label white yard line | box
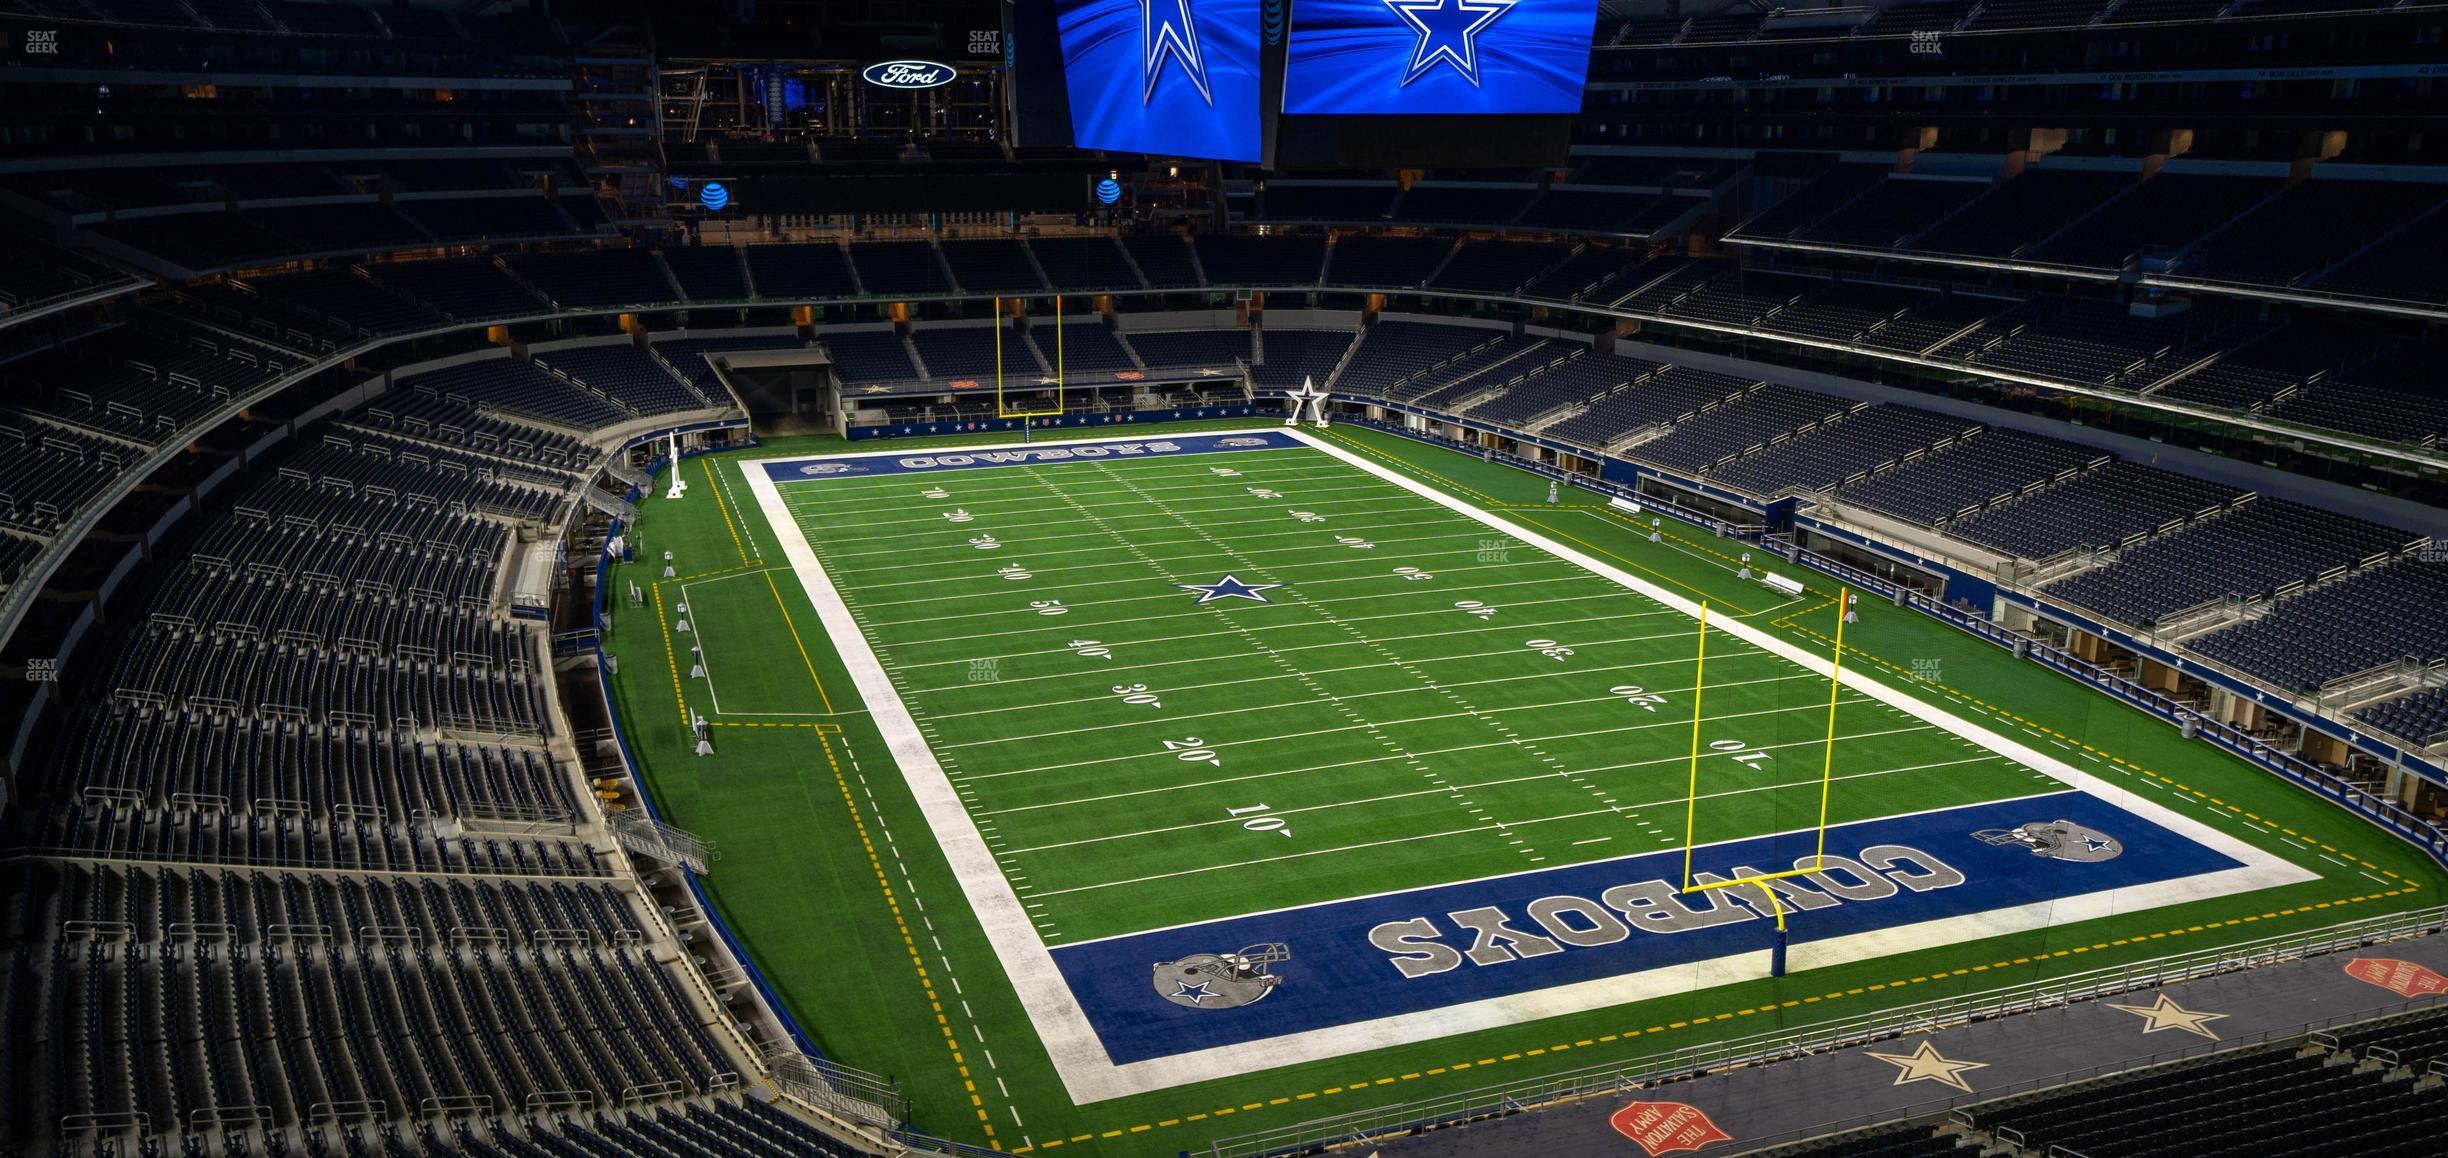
[923,653,1812,723]
[1017,755,2020,877]
[857,563,1626,629]
[867,580,1673,652]
[676,581,724,715]
[773,449,1342,510]
[967,699,1902,788]
[807,510,1513,567]
[845,552,1576,607]
[894,616,1746,687]
[797,486,1442,533]
[938,670,1848,750]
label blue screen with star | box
[1281,0,1598,115]
[1056,0,1262,161]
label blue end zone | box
[1051,792,2244,1065]
[760,431,1307,483]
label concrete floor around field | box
[598,418,2447,1156]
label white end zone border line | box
[739,428,2315,1104]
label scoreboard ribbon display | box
[1281,0,1600,115]
[1056,0,1263,161]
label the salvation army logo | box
[2343,958,2448,998]
[1610,1100,1733,1156]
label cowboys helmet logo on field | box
[1974,820,2122,862]
[1153,943,1289,1010]
[797,463,860,476]
[1217,437,1270,447]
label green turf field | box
[757,436,2073,942]
[600,419,2445,1156]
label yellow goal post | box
[1678,588,1853,935]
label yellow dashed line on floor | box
[816,732,1003,1148]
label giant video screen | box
[1055,0,1263,161]
[1280,0,1599,116]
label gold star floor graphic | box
[1863,1038,1990,1092]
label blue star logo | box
[1141,0,1213,105]
[2079,837,2110,852]
[1177,572,1282,604]
[1172,981,1218,1004]
[1383,0,1517,88]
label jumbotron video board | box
[1055,0,1264,161]
[1006,0,1598,166]
[1281,0,1599,116]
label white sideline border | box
[739,428,2316,1104]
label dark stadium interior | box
[2,0,2447,1154]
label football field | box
[605,421,2439,1154]
[727,427,2309,1104]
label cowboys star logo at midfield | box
[1973,819,2123,862]
[1141,0,1214,104]
[1384,0,1519,87]
[1177,572,1283,604]
[1153,943,1290,1009]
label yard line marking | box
[678,579,726,714]
[1019,459,1534,857]
[810,521,1525,579]
[807,508,1489,566]
[938,670,1839,748]
[846,553,1579,612]
[868,583,1676,652]
[777,467,1376,515]
[702,455,755,568]
[802,487,1443,534]
[973,707,1918,793]
[1019,756,2034,887]
[895,618,1753,686]
[842,548,1558,598]
[854,564,1604,629]
[774,454,1355,510]
[923,657,1814,723]
[807,494,1458,545]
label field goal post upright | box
[1678,588,1853,976]
[995,294,1067,429]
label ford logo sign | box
[863,60,956,90]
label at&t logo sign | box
[863,60,956,89]
[1095,178,1123,205]
[697,182,731,212]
